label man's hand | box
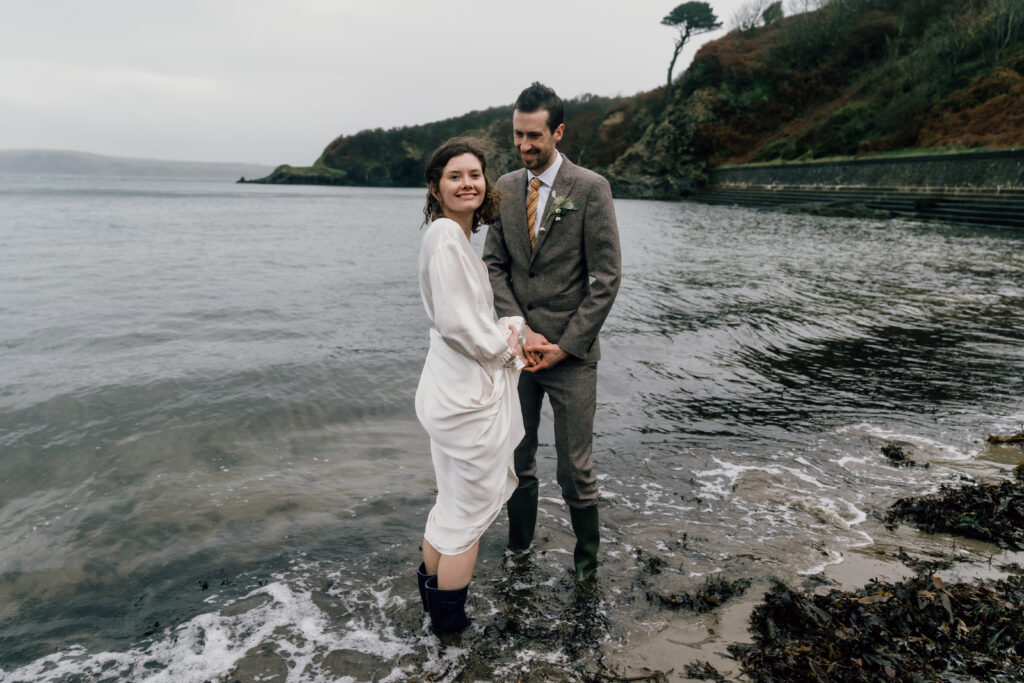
[523,341,569,372]
[521,326,548,367]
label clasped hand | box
[507,324,567,372]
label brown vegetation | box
[610,0,1024,183]
[255,0,1023,195]
[918,66,1024,149]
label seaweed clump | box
[987,431,1024,446]
[881,443,927,468]
[885,465,1024,549]
[728,574,1024,681]
[682,660,727,682]
[647,575,752,613]
[894,547,955,573]
[632,546,751,613]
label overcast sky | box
[2,0,766,165]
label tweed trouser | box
[513,358,598,509]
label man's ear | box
[553,123,565,144]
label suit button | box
[529,272,536,278]
[527,304,534,311]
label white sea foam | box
[1,577,416,683]
[693,457,832,501]
[798,548,845,575]
[989,412,1024,435]
[491,647,574,679]
[688,568,722,578]
[793,455,827,475]
[692,458,753,499]
[777,465,831,489]
[835,455,872,469]
[836,423,974,461]
[851,530,874,548]
[788,495,867,530]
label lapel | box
[505,168,532,263]
[531,156,579,261]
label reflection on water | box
[1,178,1023,679]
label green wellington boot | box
[506,484,539,551]
[569,505,600,581]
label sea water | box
[1,174,1023,681]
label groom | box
[483,82,621,581]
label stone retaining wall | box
[709,150,1024,192]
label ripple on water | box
[2,182,1024,678]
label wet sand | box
[603,536,1024,682]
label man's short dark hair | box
[514,82,564,133]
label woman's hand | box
[506,324,527,365]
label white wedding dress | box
[415,218,524,555]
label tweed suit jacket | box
[483,156,621,362]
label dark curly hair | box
[422,137,501,233]
[514,82,564,133]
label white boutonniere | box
[545,191,579,226]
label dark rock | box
[607,173,695,199]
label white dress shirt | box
[526,152,563,241]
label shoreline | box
[601,481,1024,681]
[604,546,1024,682]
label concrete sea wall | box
[708,150,1024,192]
[696,150,1024,229]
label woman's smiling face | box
[434,152,486,219]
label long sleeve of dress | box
[415,218,525,557]
[421,220,512,369]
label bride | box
[414,138,526,634]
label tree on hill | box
[731,0,776,32]
[662,2,722,94]
[762,1,783,25]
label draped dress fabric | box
[415,218,525,556]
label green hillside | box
[251,0,1023,197]
[249,93,662,189]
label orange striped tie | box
[527,177,542,249]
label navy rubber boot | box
[416,562,436,612]
[424,576,471,634]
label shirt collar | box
[529,151,562,188]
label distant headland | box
[0,149,273,180]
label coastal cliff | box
[249,0,1023,198]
